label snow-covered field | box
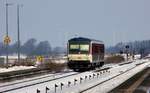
[0,66,35,73]
[0,59,150,93]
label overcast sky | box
[0,0,150,47]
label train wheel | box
[90,63,95,70]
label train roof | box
[69,37,104,44]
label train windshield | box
[69,44,89,54]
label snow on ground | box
[1,59,150,93]
[0,71,77,92]
[2,71,94,93]
[80,60,150,93]
[0,66,35,73]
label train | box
[67,37,105,71]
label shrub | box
[12,59,35,66]
[37,59,67,72]
[105,55,125,63]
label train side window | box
[92,44,104,54]
[92,44,100,54]
[100,45,104,53]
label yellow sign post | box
[3,36,11,44]
[36,56,44,62]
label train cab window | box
[80,45,89,51]
[69,44,80,54]
[70,44,79,49]
[79,44,89,54]
[69,44,89,54]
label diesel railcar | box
[67,37,105,71]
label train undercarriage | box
[67,61,104,71]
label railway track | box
[0,65,111,93]
[0,60,148,93]
[0,70,73,87]
[0,68,52,81]
[0,70,77,93]
[109,68,150,93]
[80,64,137,93]
[51,59,148,93]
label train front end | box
[67,38,91,71]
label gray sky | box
[0,0,150,47]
